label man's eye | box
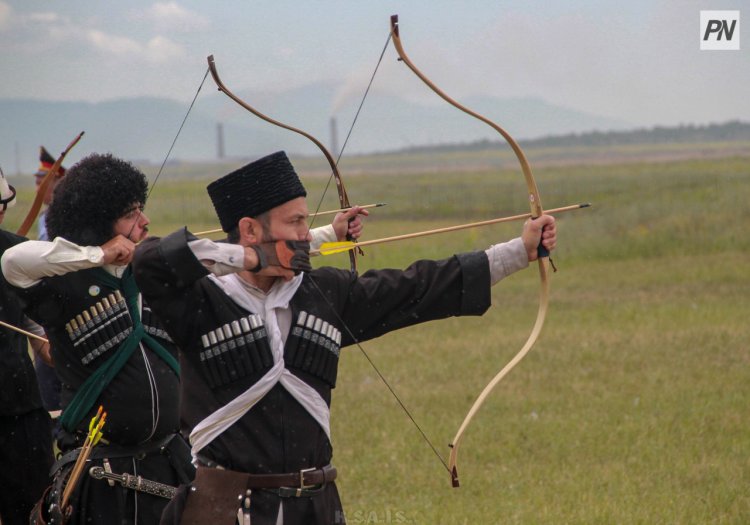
[125,207,143,219]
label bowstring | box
[304,31,451,472]
[307,278,451,474]
[305,32,392,233]
[125,47,451,472]
[127,67,210,240]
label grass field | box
[5,148,749,523]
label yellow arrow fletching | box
[317,241,357,256]
[91,414,107,445]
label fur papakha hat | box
[46,153,148,246]
[207,151,307,232]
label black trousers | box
[0,408,54,525]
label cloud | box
[0,5,80,54]
[1,3,190,64]
[87,30,142,56]
[275,47,295,59]
[135,2,209,32]
[0,3,59,34]
[0,2,11,30]
[27,11,62,24]
[86,30,184,64]
[145,35,184,63]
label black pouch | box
[29,462,74,525]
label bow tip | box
[450,466,460,488]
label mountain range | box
[0,82,632,175]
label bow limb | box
[390,15,550,487]
[17,131,85,237]
[447,268,548,486]
[207,55,357,272]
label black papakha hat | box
[207,151,307,232]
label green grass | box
[4,150,749,523]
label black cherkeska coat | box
[133,228,491,525]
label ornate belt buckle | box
[297,467,316,496]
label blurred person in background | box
[0,165,54,525]
[32,146,65,416]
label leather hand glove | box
[250,240,311,274]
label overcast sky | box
[1,0,747,128]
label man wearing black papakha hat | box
[131,150,557,525]
[1,152,361,525]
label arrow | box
[193,202,387,237]
[62,407,106,509]
[313,203,590,256]
[0,319,49,343]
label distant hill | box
[1,84,631,174]
[3,85,746,178]
[525,120,750,148]
[396,120,750,153]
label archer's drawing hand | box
[101,235,137,266]
[522,215,557,262]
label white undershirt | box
[0,225,338,288]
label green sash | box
[60,266,180,432]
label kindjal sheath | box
[89,466,177,499]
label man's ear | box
[238,217,262,244]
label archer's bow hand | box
[522,215,557,262]
[249,240,312,275]
[332,205,369,241]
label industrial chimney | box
[217,123,225,159]
[329,117,339,159]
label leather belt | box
[244,464,337,490]
[193,460,337,495]
[50,433,176,476]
